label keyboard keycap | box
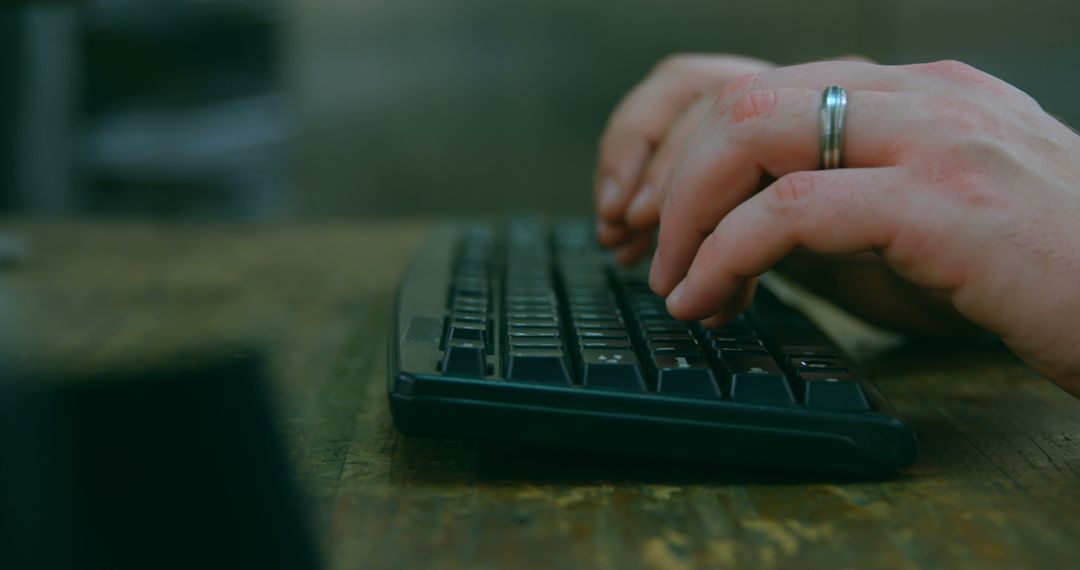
[447,322,486,343]
[653,354,720,398]
[579,340,633,350]
[574,312,621,322]
[580,350,646,391]
[718,350,783,375]
[577,329,629,341]
[645,333,695,343]
[440,340,487,377]
[506,349,573,384]
[509,338,562,349]
[789,356,849,374]
[509,318,559,329]
[802,373,871,410]
[731,373,795,405]
[508,328,560,339]
[575,320,624,330]
[642,323,691,334]
[648,341,700,354]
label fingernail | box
[627,183,653,218]
[599,177,622,212]
[666,280,687,312]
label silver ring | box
[820,85,847,169]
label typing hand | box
[597,57,1080,396]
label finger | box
[699,278,758,327]
[626,95,715,229]
[665,167,908,320]
[596,55,774,222]
[615,231,654,266]
[739,59,916,95]
[649,87,914,296]
[596,219,632,248]
[832,54,876,64]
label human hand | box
[632,59,1080,396]
[595,54,982,338]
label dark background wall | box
[4,0,1079,220]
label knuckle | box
[730,89,780,124]
[766,172,816,215]
[917,59,984,82]
[715,72,760,110]
[913,59,1014,98]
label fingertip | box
[626,183,656,224]
[665,279,688,316]
[699,314,731,329]
[595,219,630,248]
[597,176,623,216]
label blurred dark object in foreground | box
[0,349,319,570]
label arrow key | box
[580,349,645,391]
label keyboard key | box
[507,311,556,320]
[579,340,633,350]
[642,323,691,334]
[645,333,695,344]
[648,340,700,354]
[509,338,562,349]
[711,338,767,352]
[731,373,795,405]
[571,303,619,314]
[781,346,835,356]
[440,340,487,377]
[574,312,621,322]
[580,350,646,391]
[718,350,783,375]
[509,318,559,329]
[802,373,871,410]
[508,328,560,339]
[653,354,720,398]
[452,300,487,313]
[451,312,485,323]
[447,322,486,343]
[575,320,624,330]
[577,329,629,341]
[638,316,683,327]
[506,349,573,384]
[789,356,848,374]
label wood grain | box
[3,219,1078,569]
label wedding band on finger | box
[820,85,847,169]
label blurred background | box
[2,0,1078,220]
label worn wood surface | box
[3,219,1079,569]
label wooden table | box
[4,219,1079,569]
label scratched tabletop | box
[4,219,1078,569]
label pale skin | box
[594,55,1080,397]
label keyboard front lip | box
[390,369,920,472]
[389,371,918,471]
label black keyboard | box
[389,220,916,474]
